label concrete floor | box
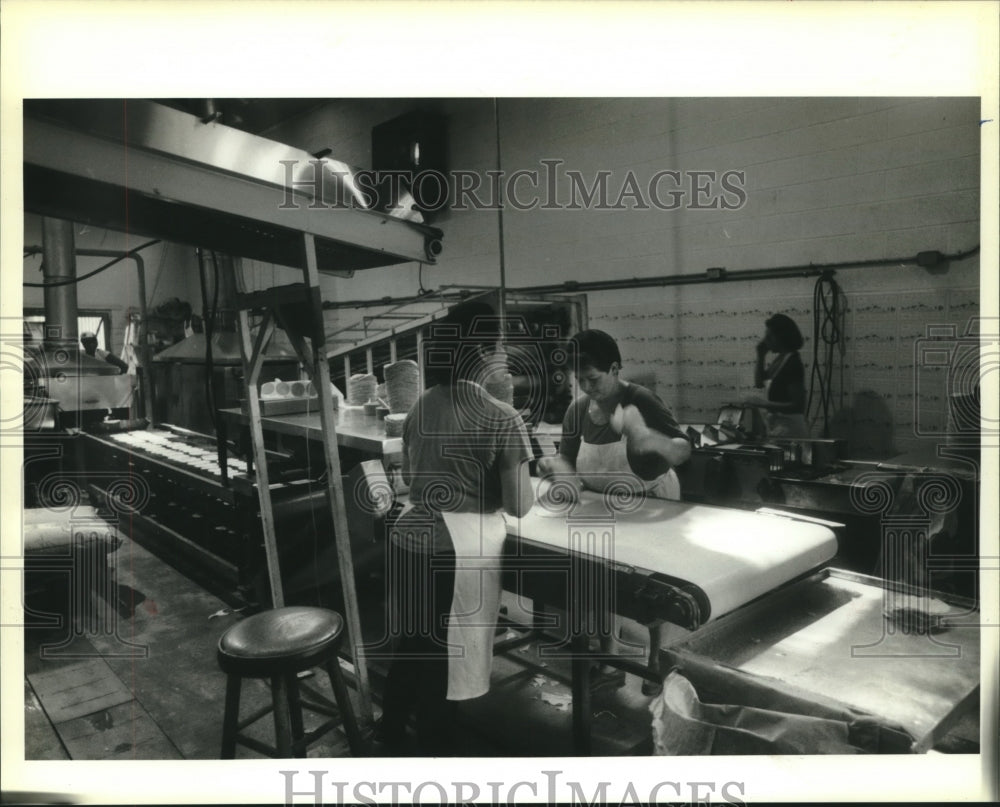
[23,519,658,760]
[24,515,979,760]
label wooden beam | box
[236,305,285,608]
[303,232,375,727]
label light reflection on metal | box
[24,100,442,272]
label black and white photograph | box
[2,2,997,805]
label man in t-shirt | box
[379,301,533,755]
[537,329,692,695]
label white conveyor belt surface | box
[506,480,838,621]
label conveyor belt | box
[496,481,839,754]
[504,480,839,628]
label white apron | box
[576,437,680,501]
[441,510,507,701]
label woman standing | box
[378,301,533,756]
[746,313,808,438]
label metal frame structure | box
[23,98,443,734]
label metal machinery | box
[150,251,301,436]
[499,485,979,755]
[23,98,447,730]
[23,99,981,757]
[24,97,592,744]
[674,406,980,601]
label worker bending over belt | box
[537,329,692,696]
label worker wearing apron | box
[745,313,808,438]
[379,301,533,756]
[537,329,692,696]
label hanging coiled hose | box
[807,271,846,437]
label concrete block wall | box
[29,97,978,458]
[256,96,978,458]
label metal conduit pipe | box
[41,218,79,346]
[316,245,980,310]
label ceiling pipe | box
[314,245,980,310]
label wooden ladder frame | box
[232,232,373,728]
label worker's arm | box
[753,340,768,389]
[743,394,804,413]
[535,397,584,497]
[536,452,576,478]
[611,387,692,480]
[500,454,534,517]
[499,412,534,517]
[614,404,691,479]
[107,352,129,374]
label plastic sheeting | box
[650,671,914,755]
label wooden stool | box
[217,606,364,758]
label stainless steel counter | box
[660,567,980,752]
[219,405,402,457]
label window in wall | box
[23,310,114,351]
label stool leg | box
[220,674,241,759]
[326,658,364,756]
[286,673,306,758]
[270,675,294,758]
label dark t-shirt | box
[768,352,805,413]
[403,381,532,515]
[559,382,687,478]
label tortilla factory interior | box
[18,97,985,760]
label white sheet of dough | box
[506,482,838,621]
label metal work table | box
[219,405,402,457]
[660,567,980,753]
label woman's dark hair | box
[423,300,498,386]
[766,313,804,351]
[570,329,622,373]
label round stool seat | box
[217,606,344,678]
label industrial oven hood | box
[23,99,443,273]
[25,344,125,377]
[152,329,298,365]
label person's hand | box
[535,475,581,510]
[610,403,650,442]
[742,396,768,408]
[612,404,689,472]
[756,339,769,357]
[536,455,558,478]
